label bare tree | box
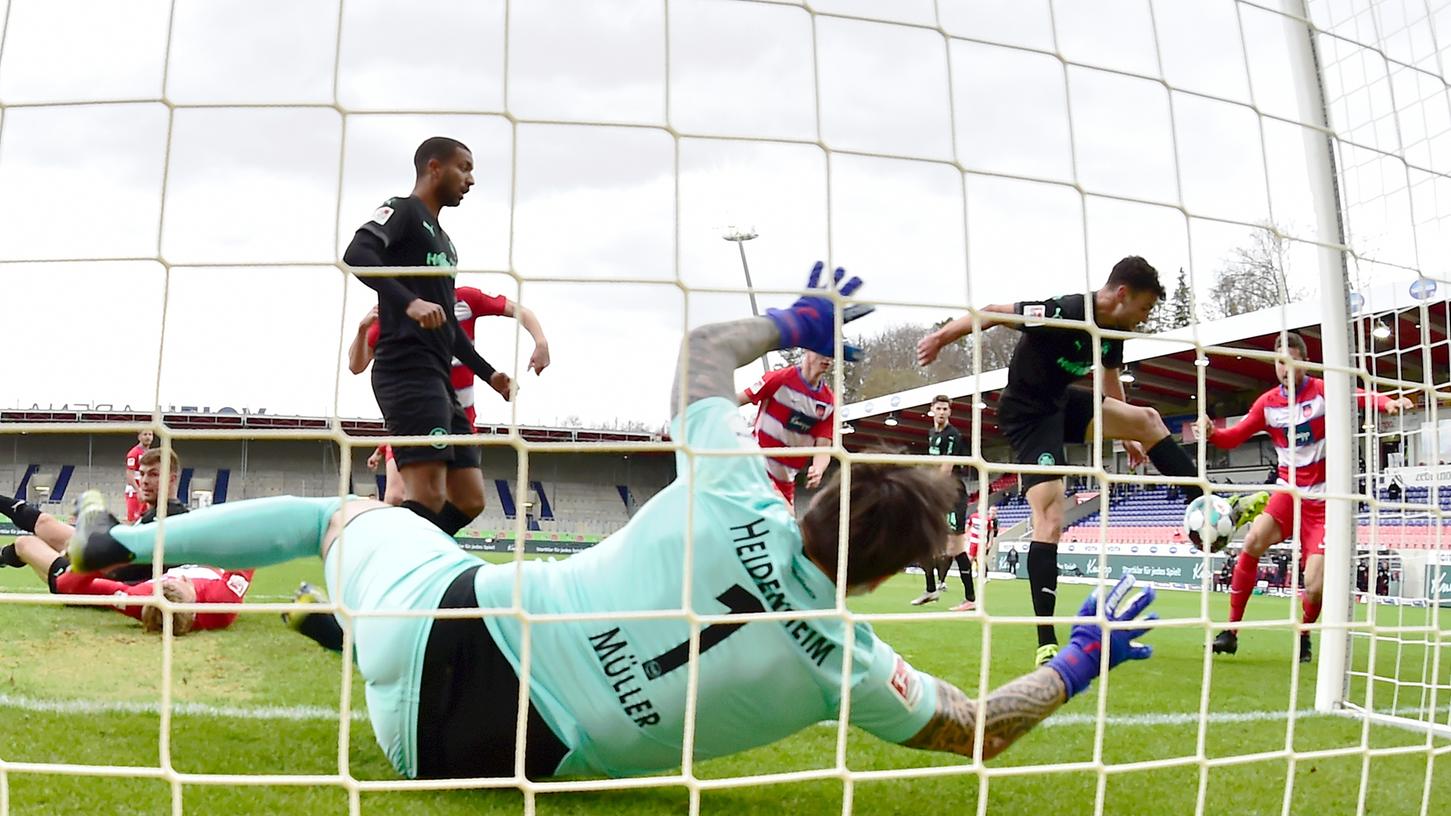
[1144,268,1196,332]
[843,319,1017,402]
[1208,226,1305,318]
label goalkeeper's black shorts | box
[415,566,569,779]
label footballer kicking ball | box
[1184,494,1235,552]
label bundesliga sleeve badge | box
[371,205,394,226]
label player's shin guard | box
[1146,437,1203,501]
[1028,541,1059,646]
[1228,552,1260,631]
[108,495,344,569]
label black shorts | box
[371,366,480,470]
[415,566,569,780]
[947,481,968,535]
[997,387,1096,491]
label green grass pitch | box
[0,538,1447,815]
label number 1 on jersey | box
[641,585,765,680]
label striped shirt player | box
[1206,332,1413,660]
[123,430,154,524]
[1207,375,1396,558]
[739,355,835,505]
[366,286,509,426]
[363,286,549,426]
[966,511,990,560]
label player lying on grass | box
[1200,331,1413,662]
[67,263,1159,780]
[1,450,250,634]
[1,448,188,583]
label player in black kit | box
[343,137,511,535]
[918,257,1204,666]
[926,395,976,610]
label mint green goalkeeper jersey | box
[474,396,939,777]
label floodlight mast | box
[723,227,770,376]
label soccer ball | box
[1184,495,1235,552]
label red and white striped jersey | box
[124,443,147,497]
[1208,376,1392,493]
[966,511,989,558]
[742,366,834,488]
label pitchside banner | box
[994,542,1226,589]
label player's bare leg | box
[1215,512,1285,656]
[13,535,65,583]
[1026,478,1066,665]
[444,466,487,520]
[398,460,449,516]
[1300,552,1324,663]
[32,513,75,552]
[383,457,405,506]
[1093,399,1203,501]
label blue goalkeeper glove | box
[765,261,873,361]
[1047,574,1157,700]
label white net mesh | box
[1,0,1449,814]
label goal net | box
[0,0,1447,814]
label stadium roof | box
[839,280,1449,453]
[0,409,666,446]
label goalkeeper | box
[68,263,1159,780]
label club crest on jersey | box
[1302,403,1315,419]
[370,205,394,226]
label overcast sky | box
[2,0,1445,427]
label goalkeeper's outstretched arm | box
[904,669,1066,760]
[670,261,868,418]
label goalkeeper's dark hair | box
[413,136,471,177]
[799,451,957,589]
[1106,256,1165,299]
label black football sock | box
[922,561,937,593]
[955,553,976,602]
[936,557,951,585]
[296,613,346,653]
[1147,436,1204,501]
[402,500,446,531]
[0,495,41,533]
[437,502,475,536]
[0,544,22,568]
[1028,541,1059,646]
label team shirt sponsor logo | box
[889,655,921,708]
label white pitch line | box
[3,693,1444,732]
[818,704,1450,731]
[0,693,369,722]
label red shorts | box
[770,476,795,507]
[125,494,143,524]
[1264,491,1326,560]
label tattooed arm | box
[670,318,780,417]
[901,668,1067,760]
